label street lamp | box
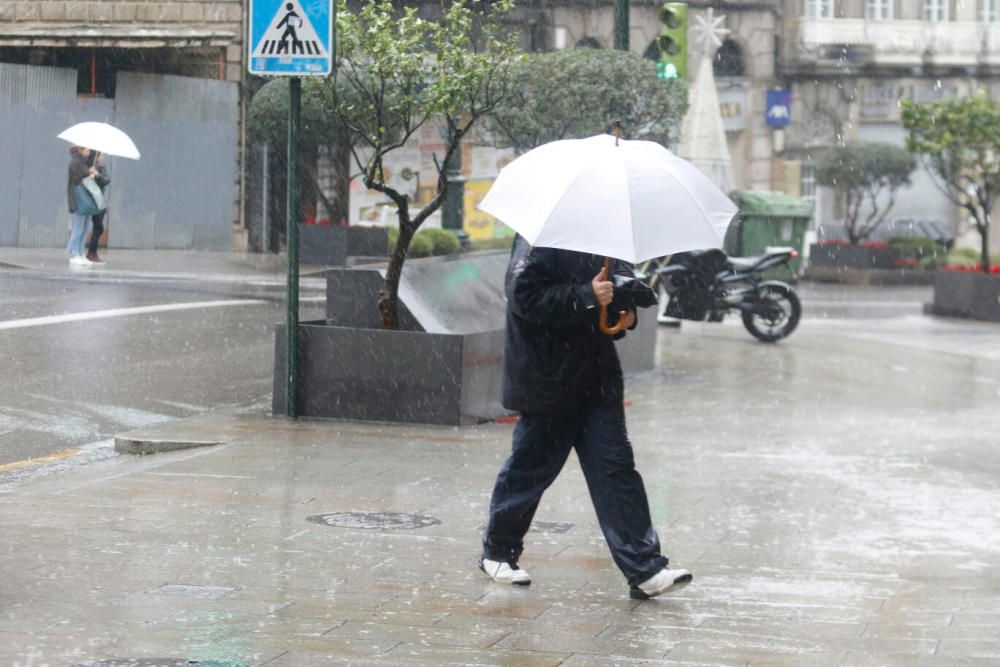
[439,121,466,233]
[614,0,630,51]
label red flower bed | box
[942,264,1000,274]
[893,258,920,268]
[817,239,889,249]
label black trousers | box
[88,210,106,255]
[483,404,668,586]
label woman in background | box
[66,145,98,266]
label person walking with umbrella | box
[478,236,692,599]
[58,122,140,267]
[85,151,110,265]
[476,132,737,598]
[66,145,100,266]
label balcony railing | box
[796,18,991,67]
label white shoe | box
[479,557,531,586]
[69,256,89,267]
[631,567,693,599]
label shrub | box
[407,233,434,258]
[470,236,516,252]
[949,248,982,265]
[889,237,946,263]
[418,228,461,256]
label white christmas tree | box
[677,8,735,193]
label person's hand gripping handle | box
[594,258,628,335]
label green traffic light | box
[658,2,687,80]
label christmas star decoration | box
[691,8,730,53]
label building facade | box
[780,0,1000,248]
[0,0,247,251]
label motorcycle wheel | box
[741,284,801,343]
[656,281,683,327]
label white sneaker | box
[631,567,693,599]
[479,557,531,586]
[69,256,89,267]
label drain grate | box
[307,511,441,530]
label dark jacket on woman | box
[501,235,654,414]
[67,153,90,213]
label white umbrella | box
[57,122,141,160]
[477,133,736,264]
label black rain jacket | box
[501,235,655,414]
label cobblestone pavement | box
[1,317,999,666]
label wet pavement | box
[0,251,325,468]
[2,308,999,665]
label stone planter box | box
[273,252,658,425]
[926,271,1000,323]
[298,225,387,266]
[298,224,345,266]
[273,321,505,425]
[809,244,897,270]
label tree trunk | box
[378,221,415,330]
[332,142,351,226]
[981,217,991,274]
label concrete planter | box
[298,225,387,266]
[298,224,346,266]
[809,244,897,270]
[273,321,505,425]
[273,252,658,426]
[927,271,1000,323]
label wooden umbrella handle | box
[598,257,628,335]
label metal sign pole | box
[249,0,333,418]
[286,77,301,417]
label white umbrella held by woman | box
[57,122,141,160]
[478,131,738,334]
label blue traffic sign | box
[766,89,791,128]
[249,0,333,76]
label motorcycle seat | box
[728,255,764,271]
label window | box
[924,0,948,21]
[801,163,817,209]
[804,0,834,19]
[714,40,745,77]
[984,0,1000,22]
[866,0,893,20]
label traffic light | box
[657,2,687,80]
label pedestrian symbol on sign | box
[276,3,304,54]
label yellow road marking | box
[0,448,81,473]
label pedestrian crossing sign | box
[249,0,333,76]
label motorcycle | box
[641,247,802,343]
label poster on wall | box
[464,179,513,240]
[348,147,421,226]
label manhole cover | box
[307,511,441,530]
[74,661,246,667]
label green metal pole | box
[285,77,301,418]
[614,0,630,51]
[442,126,465,232]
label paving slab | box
[1,322,999,664]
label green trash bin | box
[725,190,813,276]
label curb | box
[114,436,222,455]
